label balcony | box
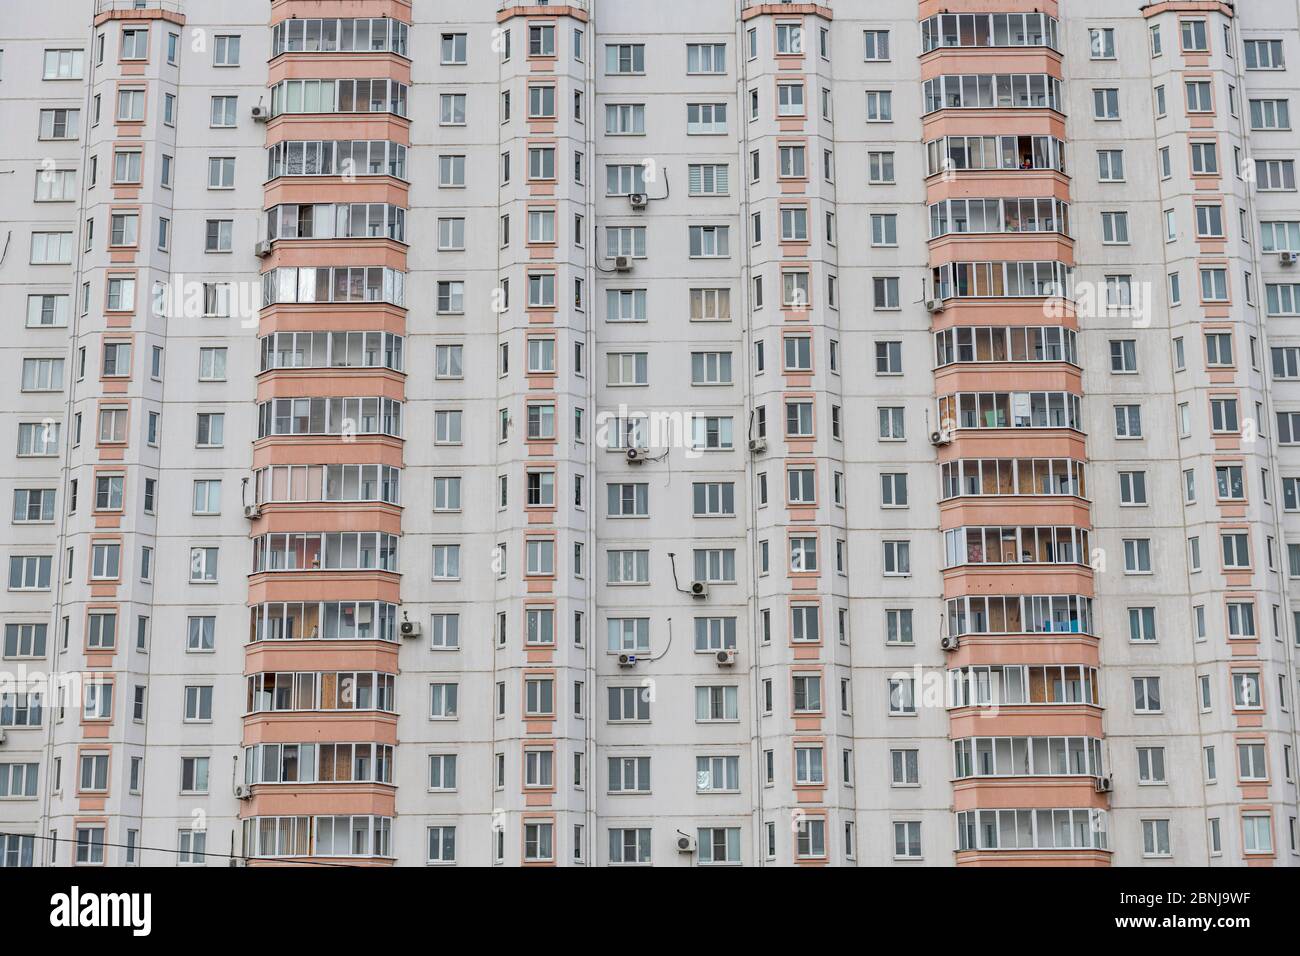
[96,0,183,13]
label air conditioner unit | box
[614,255,633,272]
[1094,775,1114,793]
[625,446,650,463]
[689,580,710,599]
[1282,251,1297,266]
[925,298,945,313]
[233,783,252,800]
[940,635,960,652]
[400,618,422,639]
[0,728,6,745]
[929,429,952,446]
[629,193,648,209]
[676,833,697,853]
[254,240,273,258]
[228,856,247,868]
[617,653,637,668]
[748,437,768,454]
[715,649,736,666]
[251,104,269,122]
[243,504,261,519]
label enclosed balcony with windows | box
[242,815,392,860]
[256,397,403,439]
[934,326,1077,366]
[949,664,1099,709]
[248,600,400,642]
[246,671,396,713]
[244,743,394,785]
[271,18,410,57]
[251,532,399,573]
[266,203,406,243]
[932,261,1071,300]
[941,458,1085,500]
[927,135,1066,176]
[921,13,1060,52]
[261,266,405,306]
[923,74,1062,114]
[957,809,1108,852]
[929,199,1069,239]
[259,332,404,373]
[267,140,408,180]
[269,79,409,118]
[944,525,1089,568]
[946,594,1094,637]
[953,736,1103,779]
[254,463,401,506]
[937,390,1082,431]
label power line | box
[0,829,360,868]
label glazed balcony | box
[955,808,1110,867]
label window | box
[1257,159,1296,191]
[863,30,890,60]
[888,677,916,715]
[204,219,233,253]
[183,685,213,722]
[1233,671,1262,710]
[43,49,84,80]
[1142,819,1171,858]
[1243,815,1273,854]
[1090,28,1116,59]
[1185,80,1213,113]
[18,422,60,457]
[866,90,892,122]
[1114,405,1142,439]
[688,225,729,258]
[12,489,55,524]
[695,685,738,722]
[91,543,120,580]
[697,827,740,865]
[1180,18,1208,51]
[1245,39,1285,70]
[777,82,804,116]
[776,22,803,55]
[1101,211,1129,244]
[605,43,644,74]
[196,413,224,447]
[894,822,922,859]
[1251,99,1291,130]
[1128,606,1157,643]
[1093,88,1119,119]
[4,624,47,659]
[871,214,898,247]
[1097,150,1124,181]
[867,152,896,186]
[1133,677,1162,713]
[189,547,217,583]
[687,102,727,135]
[438,155,465,187]
[604,102,643,135]
[30,232,72,264]
[429,682,459,719]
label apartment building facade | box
[0,0,1298,867]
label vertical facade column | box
[240,0,411,864]
[922,1,1112,864]
[741,2,851,865]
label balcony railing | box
[96,0,184,13]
